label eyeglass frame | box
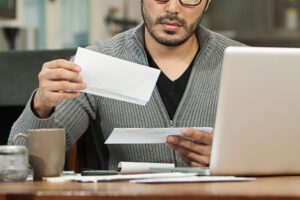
[154,0,205,7]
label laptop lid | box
[210,47,300,176]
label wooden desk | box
[1,176,300,200]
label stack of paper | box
[72,173,197,183]
[43,171,255,184]
[118,162,175,174]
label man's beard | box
[141,1,204,47]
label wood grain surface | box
[1,176,300,200]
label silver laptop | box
[210,47,300,176]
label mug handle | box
[12,133,28,145]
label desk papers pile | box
[44,173,254,184]
[74,47,160,106]
[72,173,197,183]
[130,176,255,184]
[118,162,175,174]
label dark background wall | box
[0,49,76,145]
[0,106,23,144]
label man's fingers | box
[42,81,86,92]
[33,59,82,118]
[190,161,207,167]
[167,136,211,156]
[181,129,213,145]
[44,59,81,72]
[166,133,213,167]
[179,155,193,166]
[168,143,210,167]
[45,68,82,82]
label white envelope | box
[105,127,213,144]
[74,47,160,105]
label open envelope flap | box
[74,47,160,105]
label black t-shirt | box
[146,51,198,120]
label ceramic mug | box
[12,129,65,181]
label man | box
[8,0,243,169]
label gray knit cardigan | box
[9,23,243,170]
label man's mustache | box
[155,14,188,30]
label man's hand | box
[166,129,214,167]
[33,59,87,118]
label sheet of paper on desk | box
[105,127,213,144]
[130,176,256,184]
[72,173,197,183]
[74,47,160,106]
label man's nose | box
[166,0,181,14]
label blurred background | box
[1,0,300,145]
[0,0,142,50]
[1,0,300,51]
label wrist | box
[32,91,54,119]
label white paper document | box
[74,47,161,105]
[72,173,197,183]
[130,176,256,184]
[118,162,175,174]
[105,127,213,144]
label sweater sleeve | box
[8,90,98,151]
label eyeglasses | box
[155,0,202,7]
